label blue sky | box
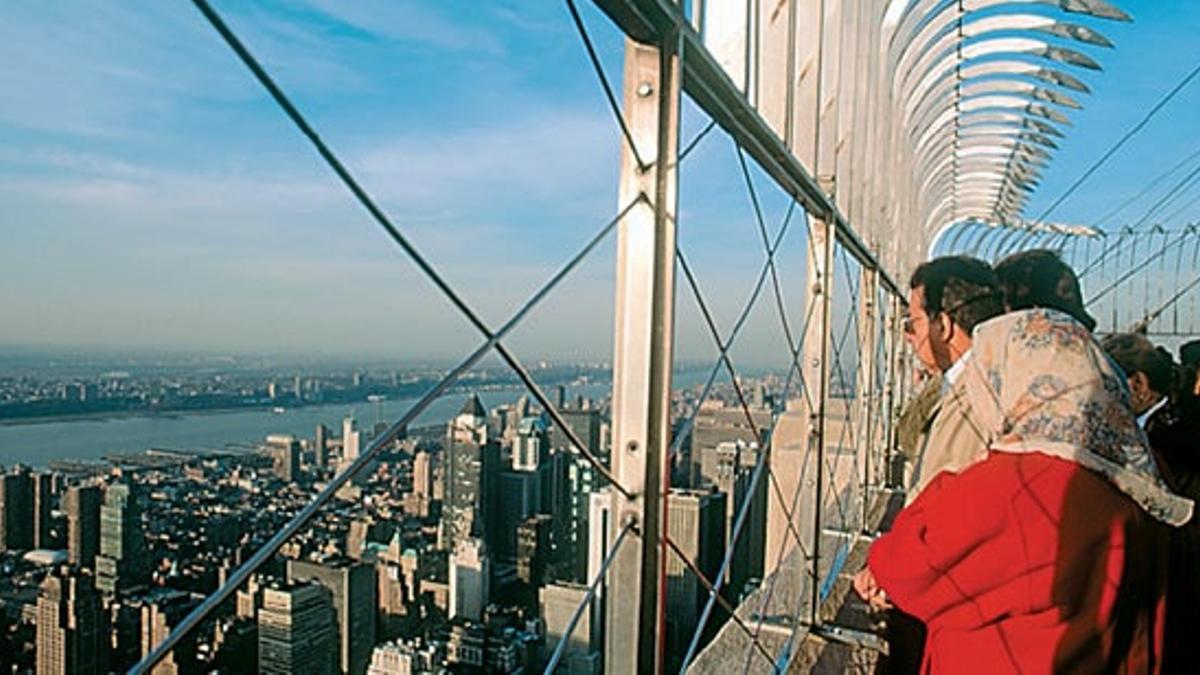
[1,1,1198,365]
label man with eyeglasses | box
[896,256,1005,497]
[876,255,1006,674]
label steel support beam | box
[605,32,680,675]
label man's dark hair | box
[909,256,1004,333]
[994,249,1097,331]
[1101,333,1175,396]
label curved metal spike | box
[1036,45,1102,70]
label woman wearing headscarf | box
[854,308,1192,674]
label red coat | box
[869,451,1168,674]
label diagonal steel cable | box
[674,309,811,672]
[667,200,797,460]
[133,7,656,671]
[675,119,719,168]
[663,536,778,671]
[544,519,638,674]
[187,0,640,500]
[133,192,645,674]
[1088,229,1200,306]
[1030,56,1200,227]
[740,216,831,674]
[1077,228,1129,280]
[675,244,814,559]
[564,0,650,171]
[1091,143,1200,229]
[773,252,890,674]
[669,146,826,669]
[737,147,800,352]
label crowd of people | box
[852,249,1200,674]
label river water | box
[0,383,614,468]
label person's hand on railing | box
[852,566,893,611]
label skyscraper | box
[513,416,549,472]
[96,482,150,596]
[36,568,107,675]
[258,583,336,675]
[266,435,302,484]
[449,537,489,622]
[411,450,431,500]
[65,485,102,569]
[492,469,540,563]
[549,451,606,583]
[287,559,376,675]
[0,468,34,552]
[342,417,361,463]
[549,409,602,460]
[664,489,727,671]
[33,472,55,549]
[701,440,766,599]
[516,514,554,585]
[140,591,199,675]
[442,395,498,553]
[315,424,330,470]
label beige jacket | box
[906,374,992,503]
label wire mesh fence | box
[936,220,1200,338]
[125,1,913,674]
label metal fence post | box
[605,28,681,675]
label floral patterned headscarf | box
[961,308,1193,526]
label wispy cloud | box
[298,0,507,55]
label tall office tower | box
[540,582,601,673]
[664,489,727,671]
[549,409,602,460]
[315,424,330,470]
[516,514,554,585]
[411,450,432,500]
[342,417,361,462]
[0,468,34,551]
[492,468,540,563]
[96,482,150,596]
[65,485,102,568]
[513,416,549,472]
[546,451,605,583]
[236,575,263,620]
[449,537,490,622]
[442,395,498,553]
[374,559,407,642]
[266,435,302,484]
[33,472,55,549]
[36,568,107,675]
[140,591,199,675]
[510,394,531,430]
[258,583,336,675]
[701,440,766,599]
[287,560,376,675]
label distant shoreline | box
[0,379,613,429]
[0,405,284,427]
